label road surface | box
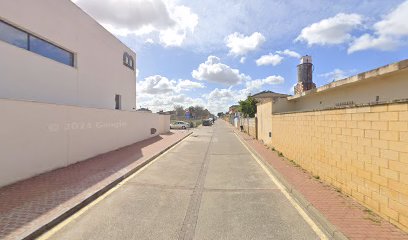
[41,121,326,240]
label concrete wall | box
[242,118,256,138]
[158,114,171,134]
[270,103,408,232]
[257,101,273,145]
[0,0,137,111]
[0,98,170,187]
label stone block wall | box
[271,103,408,232]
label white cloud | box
[206,88,234,99]
[203,75,284,113]
[348,1,408,53]
[225,32,266,56]
[145,38,154,44]
[245,75,285,92]
[138,74,284,113]
[136,75,205,112]
[137,93,206,112]
[276,49,301,59]
[295,13,363,45]
[255,54,283,66]
[177,79,205,90]
[348,34,398,53]
[138,86,231,114]
[73,0,198,47]
[240,57,246,64]
[159,4,198,47]
[319,69,353,82]
[139,75,176,94]
[205,88,244,113]
[373,1,408,36]
[72,0,174,30]
[192,56,251,85]
[138,75,204,94]
[263,75,285,85]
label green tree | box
[174,105,185,117]
[238,96,258,118]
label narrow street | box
[41,121,326,240]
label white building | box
[0,0,137,111]
[0,0,170,188]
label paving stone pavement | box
[0,130,190,240]
[234,124,408,240]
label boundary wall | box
[257,101,273,145]
[270,103,408,232]
[0,98,170,187]
[242,117,256,138]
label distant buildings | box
[136,108,152,113]
[251,91,289,104]
[229,105,240,115]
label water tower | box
[294,55,316,95]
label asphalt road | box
[42,121,325,240]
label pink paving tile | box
[234,128,408,240]
[0,130,190,240]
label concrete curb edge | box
[24,131,193,240]
[235,131,349,240]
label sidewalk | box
[234,129,408,239]
[0,130,191,240]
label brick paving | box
[0,130,190,240]
[235,129,408,240]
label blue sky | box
[72,0,408,113]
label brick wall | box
[271,103,408,232]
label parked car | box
[202,119,212,126]
[170,121,190,129]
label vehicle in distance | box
[170,121,190,129]
[202,119,212,126]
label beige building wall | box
[0,0,137,111]
[274,61,408,113]
[257,101,273,145]
[271,103,408,232]
[0,98,170,188]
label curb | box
[24,131,192,240]
[234,131,349,240]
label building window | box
[115,94,122,110]
[29,35,74,66]
[123,52,134,70]
[129,58,134,68]
[0,20,28,49]
[0,20,74,67]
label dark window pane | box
[123,52,134,70]
[29,35,73,66]
[0,21,28,49]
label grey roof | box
[251,91,289,99]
